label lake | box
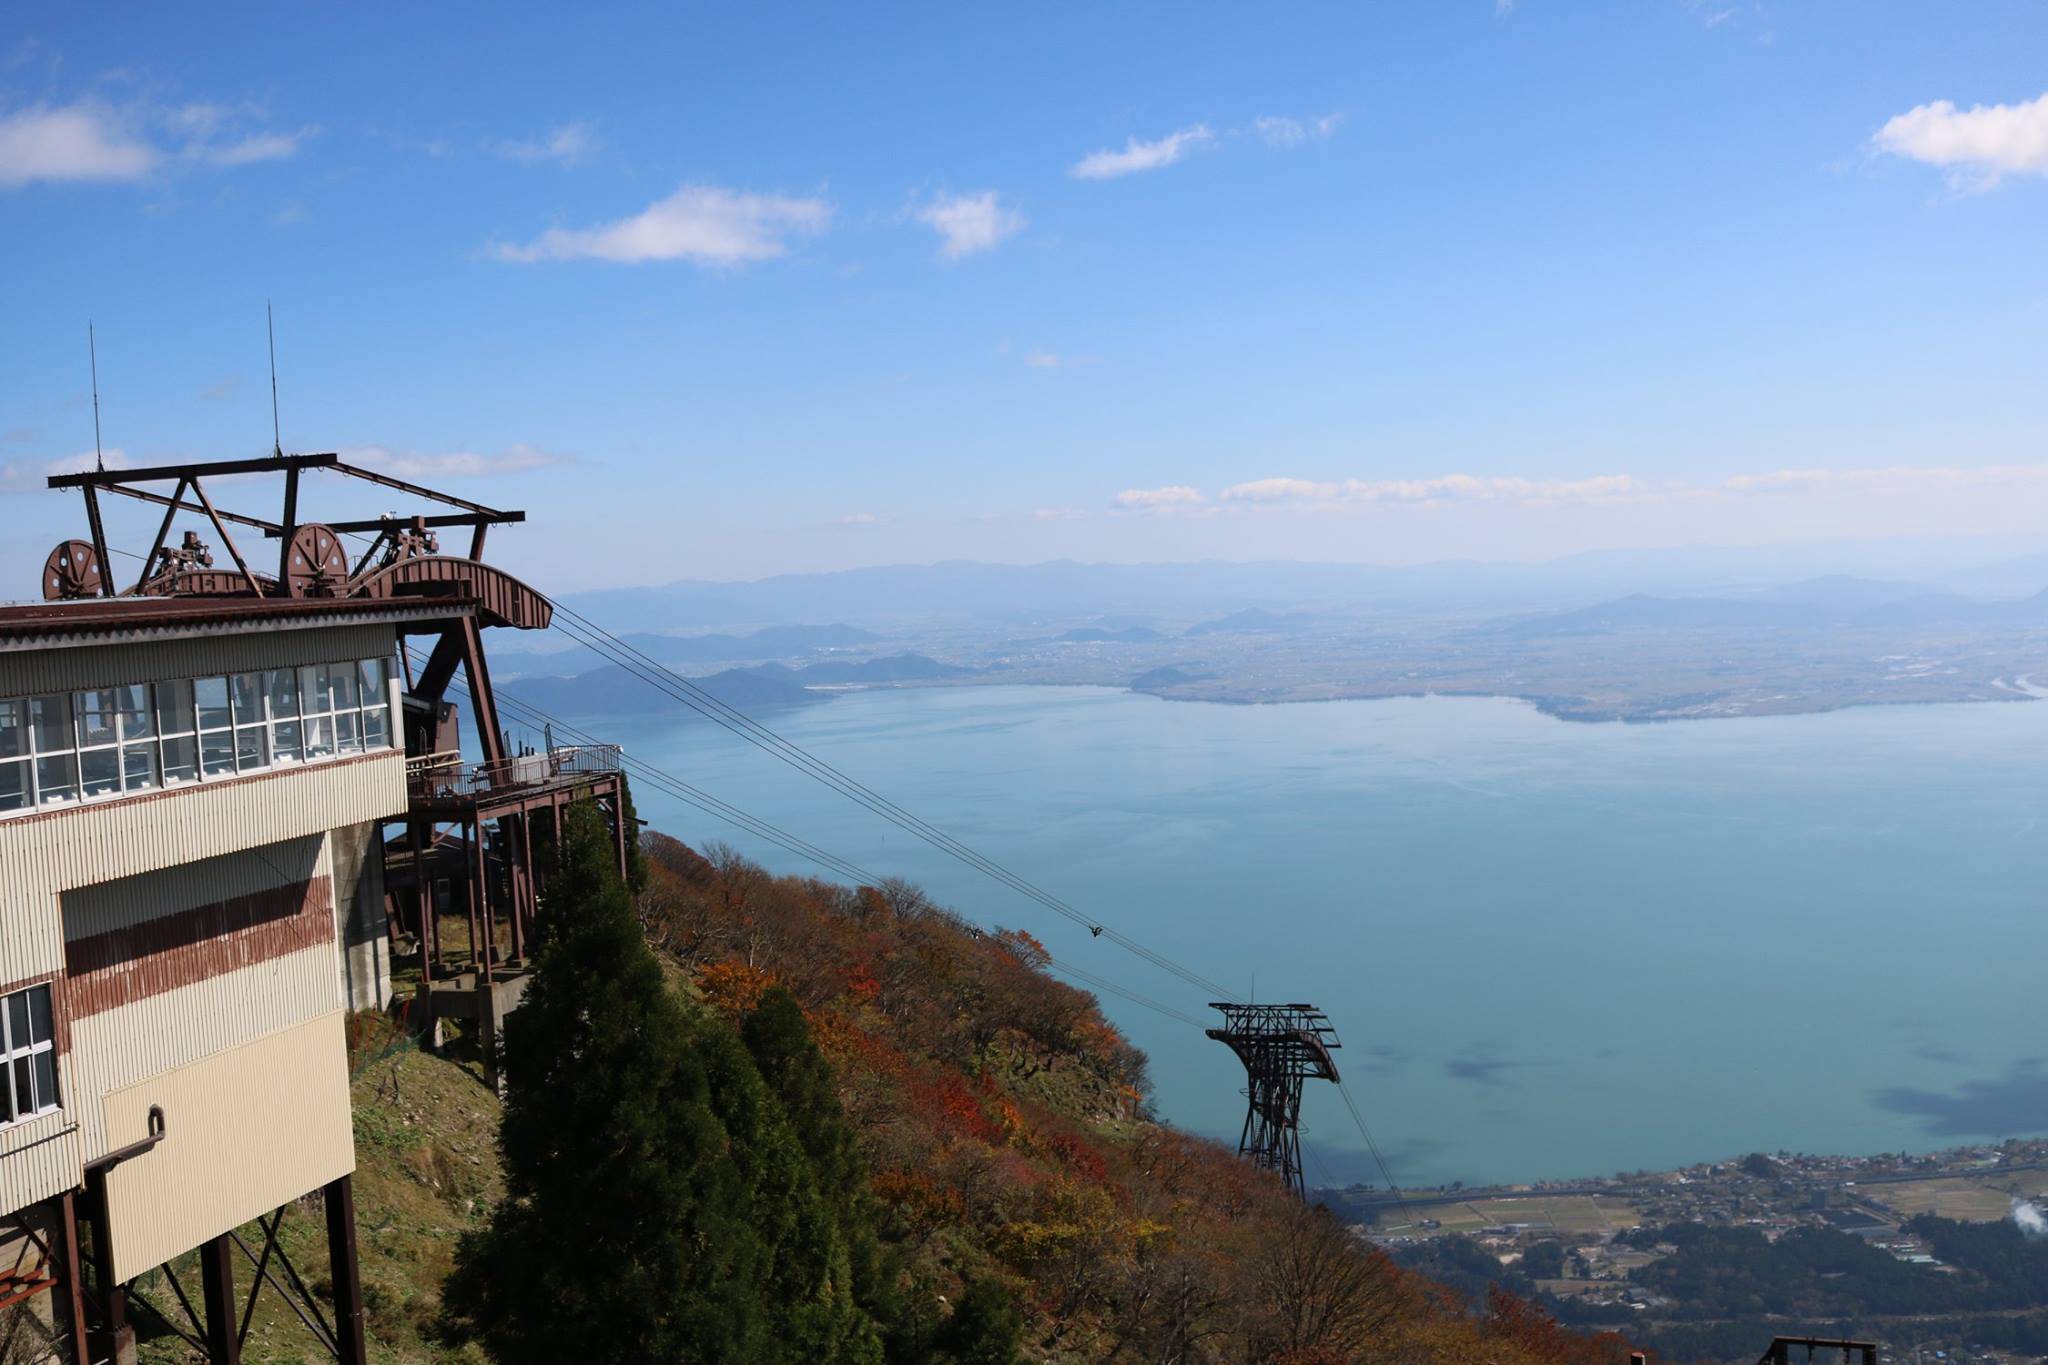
[581,684,2048,1190]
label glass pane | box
[30,1050,55,1112]
[155,679,195,736]
[235,726,268,772]
[335,710,361,754]
[304,714,335,760]
[75,690,119,747]
[10,1058,28,1119]
[0,1066,11,1123]
[80,747,120,797]
[299,665,326,714]
[201,731,236,777]
[29,695,73,753]
[27,988,51,1046]
[161,735,198,785]
[122,743,160,792]
[0,760,27,812]
[324,662,359,709]
[5,994,24,1051]
[0,699,23,760]
[265,669,300,719]
[113,682,153,740]
[194,678,231,731]
[270,720,304,764]
[361,705,389,751]
[359,657,387,701]
[35,754,77,804]
[231,673,265,725]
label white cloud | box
[1874,92,2048,187]
[196,128,313,167]
[0,103,156,187]
[497,121,598,166]
[1219,473,1648,506]
[0,97,311,189]
[1112,485,1206,510]
[914,190,1024,259]
[342,443,571,479]
[1071,125,1212,180]
[1253,113,1341,148]
[1,448,130,493]
[490,184,832,265]
[835,511,878,526]
[1032,506,1086,521]
[1722,464,2048,495]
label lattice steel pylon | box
[1206,1003,1342,1200]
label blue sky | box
[2,2,2045,591]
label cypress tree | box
[450,802,770,1361]
[743,988,914,1354]
[936,1279,1024,1365]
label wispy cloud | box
[913,189,1024,260]
[0,97,311,189]
[1071,125,1212,180]
[489,185,832,265]
[1032,506,1087,521]
[1219,473,1649,506]
[1874,91,2048,188]
[1253,113,1341,148]
[496,121,598,166]
[342,443,571,478]
[835,511,878,526]
[1,447,130,493]
[0,103,156,187]
[1112,485,1206,511]
[1722,463,2048,495]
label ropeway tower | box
[1206,1003,1341,1200]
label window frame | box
[0,651,399,819]
[0,982,60,1129]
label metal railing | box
[406,743,622,800]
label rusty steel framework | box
[1206,1003,1342,1200]
[36,453,632,1362]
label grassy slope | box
[135,830,1637,1363]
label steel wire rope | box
[531,598,1236,999]
[424,652,1214,1032]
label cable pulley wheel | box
[284,522,348,597]
[42,539,103,600]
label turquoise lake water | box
[590,685,2048,1189]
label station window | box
[0,983,58,1128]
[0,652,397,816]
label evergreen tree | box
[449,802,770,1361]
[616,772,649,894]
[698,1016,884,1363]
[936,1278,1024,1365]
[744,988,915,1354]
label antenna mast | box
[88,322,104,472]
[267,302,283,457]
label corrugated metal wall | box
[0,751,405,1219]
[101,1010,354,1281]
[0,622,397,698]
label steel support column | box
[323,1178,368,1365]
[199,1234,239,1364]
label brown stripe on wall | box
[64,876,334,1021]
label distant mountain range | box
[1488,578,2048,638]
[554,540,2048,633]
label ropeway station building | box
[0,453,629,1364]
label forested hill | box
[450,817,1647,1363]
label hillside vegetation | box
[130,808,1646,1363]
